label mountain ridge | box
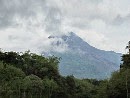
[44,32,121,79]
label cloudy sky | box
[0,0,130,53]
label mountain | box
[44,32,122,79]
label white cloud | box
[0,0,130,53]
[61,0,130,53]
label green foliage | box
[96,80,108,98]
[106,69,130,98]
[0,50,129,98]
[0,61,25,97]
[0,51,60,79]
[0,51,60,98]
[43,78,58,98]
[75,79,95,98]
[121,54,130,69]
[107,53,130,98]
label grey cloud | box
[90,0,103,3]
[8,35,18,41]
[0,0,130,53]
[0,0,68,53]
[44,7,62,35]
[0,0,63,35]
[112,14,130,25]
[0,0,47,28]
[112,15,124,25]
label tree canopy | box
[0,50,129,98]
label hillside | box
[45,32,121,79]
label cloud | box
[0,0,67,53]
[61,0,130,53]
[0,0,130,53]
[44,7,62,35]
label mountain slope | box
[45,32,121,79]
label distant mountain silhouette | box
[44,32,121,79]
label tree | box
[42,78,58,98]
[0,62,25,97]
[22,74,43,98]
[0,51,60,79]
[75,79,95,98]
[96,80,108,98]
[121,41,130,98]
[107,71,128,98]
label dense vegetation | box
[0,50,129,98]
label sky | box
[0,0,130,53]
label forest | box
[0,50,130,98]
